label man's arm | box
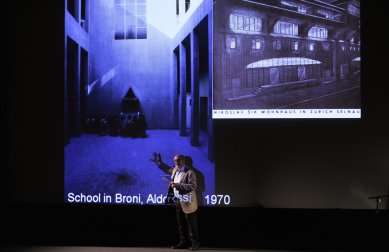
[150,152,173,175]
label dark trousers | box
[175,204,199,245]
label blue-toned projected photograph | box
[213,0,361,118]
[64,0,215,205]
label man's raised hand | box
[151,152,162,164]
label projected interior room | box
[213,0,361,118]
[64,0,214,205]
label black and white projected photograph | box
[64,0,215,205]
[213,0,361,118]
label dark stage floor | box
[2,246,350,252]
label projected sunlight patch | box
[147,0,203,39]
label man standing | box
[151,152,200,251]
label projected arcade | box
[213,0,361,118]
[64,0,215,205]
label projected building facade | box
[64,0,215,205]
[213,0,360,116]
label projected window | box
[280,1,307,13]
[273,40,281,50]
[185,0,191,12]
[308,27,328,39]
[229,14,261,32]
[252,39,262,50]
[246,57,322,68]
[115,0,147,40]
[291,41,299,51]
[308,43,315,51]
[317,9,334,20]
[67,0,76,18]
[228,37,237,49]
[274,21,298,36]
[348,3,360,16]
[176,0,192,14]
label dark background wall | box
[5,0,389,251]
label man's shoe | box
[172,242,188,249]
[188,242,200,251]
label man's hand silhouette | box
[151,152,162,165]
